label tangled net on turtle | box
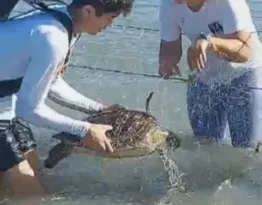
[44,92,180,169]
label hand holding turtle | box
[80,123,114,154]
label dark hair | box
[71,0,134,16]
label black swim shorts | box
[0,118,37,171]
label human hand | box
[189,39,209,71]
[159,64,181,79]
[56,63,68,76]
[80,123,114,154]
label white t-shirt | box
[0,5,104,138]
[160,0,262,85]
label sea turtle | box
[44,92,180,169]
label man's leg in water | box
[186,46,228,142]
[186,80,228,142]
[4,151,43,197]
[0,119,44,199]
[226,70,262,149]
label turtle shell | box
[44,104,173,169]
[84,104,162,150]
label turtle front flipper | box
[44,142,74,169]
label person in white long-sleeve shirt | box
[0,0,134,198]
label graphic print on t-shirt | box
[208,21,224,35]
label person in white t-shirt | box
[0,0,134,198]
[159,0,262,150]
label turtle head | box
[165,129,181,150]
[148,127,180,151]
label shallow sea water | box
[2,0,262,204]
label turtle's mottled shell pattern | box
[82,104,160,150]
[44,103,173,169]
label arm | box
[209,31,252,63]
[208,0,254,63]
[159,38,182,74]
[159,0,182,78]
[49,74,105,114]
[15,29,89,138]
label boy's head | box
[69,0,134,34]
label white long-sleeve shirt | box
[49,75,104,114]
[0,5,103,138]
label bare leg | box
[24,149,42,179]
[0,149,45,204]
[0,171,8,198]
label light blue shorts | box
[186,70,262,149]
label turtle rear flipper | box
[44,143,74,169]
